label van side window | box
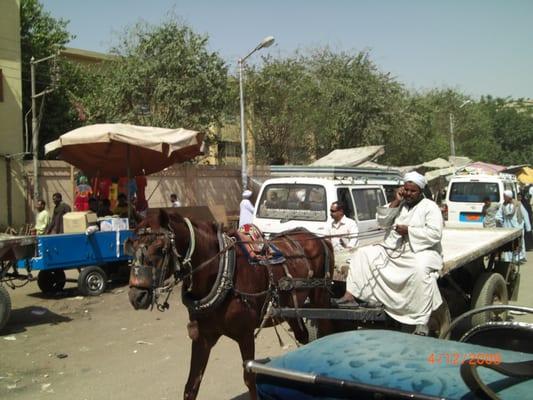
[336,188,355,219]
[352,188,386,221]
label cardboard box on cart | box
[63,212,98,233]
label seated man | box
[336,172,444,336]
[327,201,359,279]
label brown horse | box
[127,209,335,400]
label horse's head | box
[127,209,193,310]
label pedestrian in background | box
[46,193,72,234]
[496,190,531,262]
[481,196,499,228]
[239,190,255,227]
[170,193,181,207]
[34,199,50,235]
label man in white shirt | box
[327,201,359,278]
[170,193,181,207]
[34,199,51,235]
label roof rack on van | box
[270,165,403,183]
[452,168,517,181]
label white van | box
[253,176,398,245]
[445,173,518,227]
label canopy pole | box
[127,146,132,222]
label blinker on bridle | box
[130,219,196,311]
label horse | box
[127,209,335,400]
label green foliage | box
[20,0,75,154]
[77,19,229,136]
[21,2,532,167]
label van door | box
[351,187,386,233]
[336,188,355,219]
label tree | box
[77,18,229,137]
[20,0,75,154]
[246,55,319,164]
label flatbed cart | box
[15,230,134,297]
[0,234,38,332]
[271,227,523,339]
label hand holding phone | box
[395,187,405,202]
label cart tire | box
[471,272,508,327]
[305,319,319,343]
[0,285,12,332]
[428,298,451,339]
[37,269,67,294]
[78,266,107,296]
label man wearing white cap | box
[496,190,530,262]
[335,171,444,335]
[239,190,255,227]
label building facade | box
[0,0,25,229]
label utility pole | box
[449,112,455,157]
[30,53,58,208]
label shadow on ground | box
[2,306,72,335]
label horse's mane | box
[166,211,218,245]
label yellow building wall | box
[0,0,26,228]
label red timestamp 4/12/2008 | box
[427,352,501,365]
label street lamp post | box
[449,100,472,157]
[238,36,275,190]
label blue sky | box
[41,0,533,99]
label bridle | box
[129,217,196,311]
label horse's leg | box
[237,331,257,400]
[184,333,220,400]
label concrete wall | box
[0,0,26,229]
[23,162,272,228]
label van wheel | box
[471,273,508,327]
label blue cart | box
[17,230,134,296]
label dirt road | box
[0,272,296,400]
[1,250,532,400]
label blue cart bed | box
[249,330,533,400]
[15,230,134,296]
[18,230,133,271]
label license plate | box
[460,212,482,222]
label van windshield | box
[257,184,327,221]
[449,182,499,203]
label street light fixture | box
[449,100,472,157]
[238,36,275,190]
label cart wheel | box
[78,266,107,296]
[0,285,12,332]
[428,298,451,339]
[471,272,508,327]
[304,319,319,343]
[37,269,67,294]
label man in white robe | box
[335,172,444,334]
[496,190,530,262]
[239,190,255,227]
